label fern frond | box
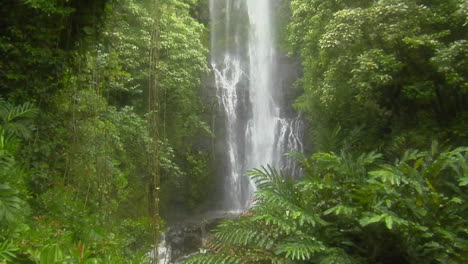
[311,153,341,170]
[369,164,408,186]
[185,240,282,264]
[0,183,23,223]
[324,204,356,216]
[356,151,382,167]
[275,237,326,261]
[248,166,293,191]
[253,211,297,236]
[4,102,38,123]
[0,154,16,174]
[0,98,38,139]
[214,218,275,249]
[183,254,249,264]
[0,240,17,262]
[248,167,301,211]
[359,212,408,230]
[399,149,426,164]
[2,121,35,139]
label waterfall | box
[210,0,303,212]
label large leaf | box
[0,97,38,139]
[40,245,64,264]
[0,183,23,223]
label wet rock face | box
[168,224,203,262]
[158,216,224,264]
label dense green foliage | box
[1,0,466,263]
[287,0,467,154]
[185,145,467,264]
[0,0,211,263]
[185,0,467,263]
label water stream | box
[210,0,303,211]
[155,1,304,262]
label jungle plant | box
[0,98,37,263]
[185,144,468,264]
[0,97,38,139]
[0,97,37,227]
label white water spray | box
[210,0,303,211]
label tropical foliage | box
[0,0,211,262]
[287,0,468,154]
[183,0,467,263]
[185,145,468,264]
[0,0,466,263]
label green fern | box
[214,218,275,249]
[184,253,251,264]
[249,167,300,209]
[0,240,17,262]
[185,145,468,264]
[0,97,38,139]
[0,183,23,223]
[275,238,326,261]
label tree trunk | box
[148,0,161,263]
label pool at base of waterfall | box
[149,210,243,263]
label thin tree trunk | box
[148,0,161,262]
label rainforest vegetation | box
[187,0,467,263]
[1,0,212,263]
[0,0,466,264]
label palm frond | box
[7,102,38,122]
[0,98,38,139]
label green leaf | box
[359,215,383,227]
[384,215,393,230]
[324,205,355,216]
[0,240,18,262]
[459,177,468,186]
[0,183,23,223]
[275,238,325,261]
[40,245,63,264]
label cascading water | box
[154,2,303,262]
[210,0,303,212]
